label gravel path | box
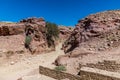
[0,43,64,80]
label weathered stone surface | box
[39,65,120,80]
[0,22,25,36]
[86,60,120,72]
[39,66,81,80]
[20,17,46,27]
[80,67,120,80]
[63,10,120,53]
[0,17,52,55]
[55,10,120,75]
[20,17,48,54]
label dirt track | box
[0,43,64,80]
[1,42,120,80]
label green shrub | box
[46,22,59,39]
[54,65,66,71]
[25,35,32,48]
[69,27,72,30]
[46,22,59,47]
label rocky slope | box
[0,43,63,80]
[62,10,120,53]
[0,17,71,59]
[55,10,120,74]
[0,17,47,58]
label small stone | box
[88,48,93,51]
[98,48,104,51]
[28,57,32,60]
[10,61,15,65]
[110,41,113,44]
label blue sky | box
[0,0,120,26]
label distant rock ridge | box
[20,17,46,27]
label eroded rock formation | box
[0,17,51,55]
[63,10,120,53]
[55,10,120,74]
[0,22,25,36]
[22,17,47,54]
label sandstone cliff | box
[63,10,120,53]
[0,17,71,58]
[0,17,50,57]
[55,10,120,74]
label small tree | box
[46,22,59,48]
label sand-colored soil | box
[0,43,64,80]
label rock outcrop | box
[0,17,46,36]
[55,10,120,74]
[0,17,71,55]
[0,17,51,55]
[0,22,25,36]
[20,17,46,27]
[21,17,47,54]
[63,10,120,53]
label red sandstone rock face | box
[0,17,48,54]
[63,10,120,53]
[0,22,25,36]
[20,17,48,54]
[0,17,72,54]
[55,10,120,74]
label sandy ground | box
[78,45,120,65]
[1,41,120,80]
[0,43,64,80]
